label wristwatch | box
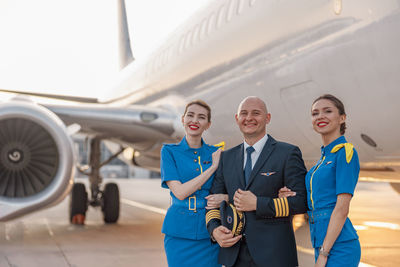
[319,246,330,257]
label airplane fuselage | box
[102,0,400,169]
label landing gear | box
[102,183,120,223]
[73,137,125,225]
[69,183,88,225]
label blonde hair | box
[183,100,212,122]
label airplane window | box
[226,0,235,22]
[146,64,152,76]
[161,49,168,66]
[207,13,216,35]
[237,0,245,14]
[159,54,164,68]
[166,48,171,64]
[217,5,226,28]
[169,47,175,61]
[151,59,156,73]
[185,30,192,49]
[154,56,159,71]
[157,54,162,69]
[200,19,207,40]
[162,49,168,65]
[249,0,256,7]
[179,35,185,53]
[192,25,200,44]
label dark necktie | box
[244,146,255,186]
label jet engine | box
[0,101,75,221]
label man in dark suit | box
[206,96,307,267]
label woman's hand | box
[315,254,328,267]
[278,186,296,198]
[205,194,228,209]
[211,149,222,170]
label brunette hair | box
[313,94,347,135]
[183,100,212,122]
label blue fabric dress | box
[305,136,361,266]
[160,137,221,267]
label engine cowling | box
[0,101,75,221]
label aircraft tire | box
[69,183,88,224]
[102,183,120,223]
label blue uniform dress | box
[160,137,221,267]
[305,136,361,266]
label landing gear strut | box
[70,137,125,224]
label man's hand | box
[278,186,296,198]
[212,225,242,247]
[233,189,257,211]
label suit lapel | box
[245,135,277,190]
[234,144,246,189]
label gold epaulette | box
[213,141,225,151]
[273,197,289,217]
[331,143,354,163]
[206,209,221,225]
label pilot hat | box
[220,201,245,236]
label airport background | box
[73,137,160,179]
[0,1,399,266]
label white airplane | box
[0,0,399,223]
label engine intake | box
[0,118,59,197]
[0,101,75,221]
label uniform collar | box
[243,133,269,153]
[179,136,205,151]
[321,135,347,155]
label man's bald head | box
[235,96,271,144]
[237,96,268,115]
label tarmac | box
[0,178,399,267]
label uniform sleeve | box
[256,146,307,218]
[206,152,226,239]
[336,147,360,196]
[160,146,181,189]
[283,146,308,215]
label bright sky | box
[0,0,209,99]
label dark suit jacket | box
[206,135,307,267]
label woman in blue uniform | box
[280,94,360,266]
[160,100,226,267]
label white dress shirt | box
[243,133,269,170]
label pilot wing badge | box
[261,172,276,177]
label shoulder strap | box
[330,143,354,163]
[213,141,225,151]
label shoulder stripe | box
[206,210,221,225]
[273,197,289,217]
[283,197,289,216]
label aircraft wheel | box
[102,183,120,223]
[69,183,88,225]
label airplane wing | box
[0,89,182,150]
[45,103,181,147]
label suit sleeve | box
[206,152,227,239]
[256,146,307,218]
